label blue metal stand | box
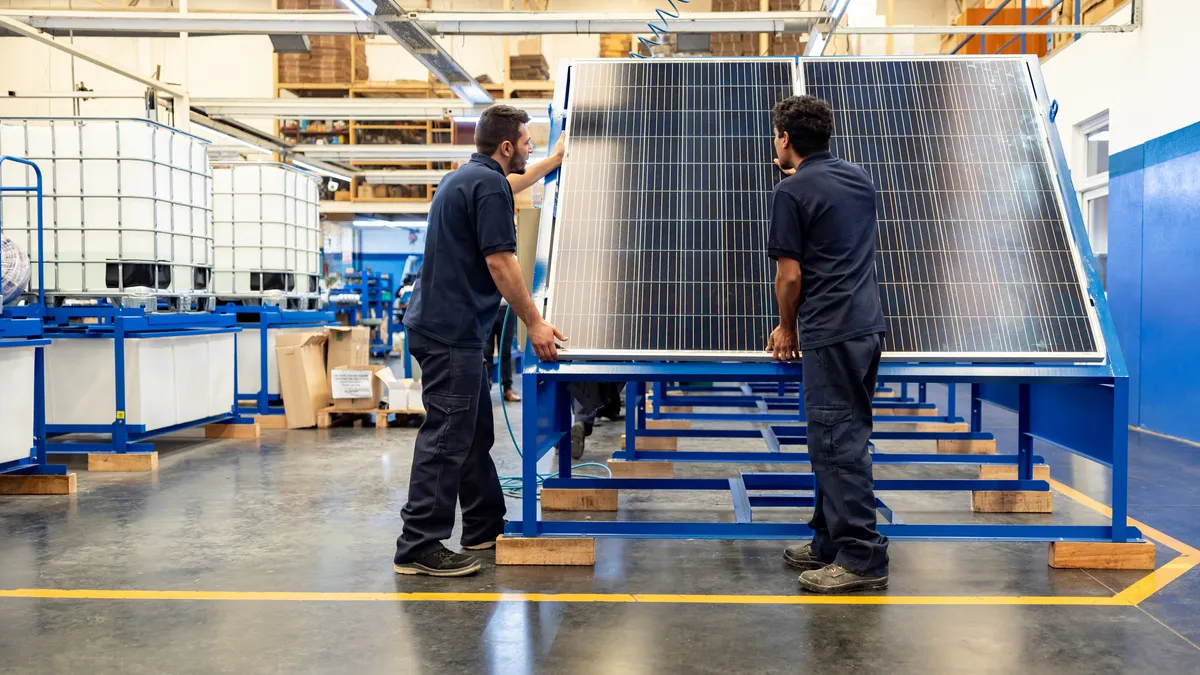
[215,303,334,416]
[0,156,67,478]
[42,306,249,455]
[338,270,393,356]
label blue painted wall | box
[1109,120,1200,441]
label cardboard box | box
[326,326,370,380]
[374,367,423,411]
[276,330,330,429]
[331,365,385,411]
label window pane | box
[1086,127,1109,176]
[1088,194,1108,287]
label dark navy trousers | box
[802,332,890,576]
[395,330,507,563]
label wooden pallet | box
[316,406,424,429]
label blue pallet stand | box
[0,156,69,483]
[215,303,335,417]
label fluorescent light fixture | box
[451,116,551,124]
[338,0,370,20]
[293,159,353,183]
[353,219,428,229]
[202,129,275,155]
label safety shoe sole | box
[462,540,497,551]
[783,554,827,571]
[570,422,586,460]
[797,575,888,594]
[393,559,481,577]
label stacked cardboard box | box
[600,34,633,58]
[277,0,367,84]
[509,54,551,81]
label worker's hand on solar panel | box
[767,325,800,362]
[773,158,797,176]
[552,131,567,160]
[529,319,568,362]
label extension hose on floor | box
[496,306,611,498]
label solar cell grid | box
[544,57,1101,361]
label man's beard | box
[510,155,528,175]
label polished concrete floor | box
[1,383,1198,674]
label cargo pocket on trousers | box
[426,393,473,454]
[808,405,854,468]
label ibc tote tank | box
[0,118,213,309]
[211,162,322,309]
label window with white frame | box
[1076,113,1110,289]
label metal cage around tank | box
[0,117,214,309]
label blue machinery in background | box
[216,303,334,417]
[506,56,1142,548]
[0,156,67,479]
[338,270,393,357]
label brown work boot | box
[503,389,521,403]
[797,563,888,594]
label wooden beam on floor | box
[620,434,677,451]
[205,423,261,439]
[917,421,971,433]
[0,473,77,495]
[1048,541,1156,570]
[646,419,691,431]
[938,438,997,454]
[88,452,158,472]
[606,459,674,478]
[979,464,1050,480]
[540,488,618,512]
[254,415,289,430]
[971,490,1053,513]
[495,536,596,566]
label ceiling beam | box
[192,97,551,121]
[0,9,831,37]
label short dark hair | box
[772,95,833,156]
[475,105,531,155]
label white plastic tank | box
[0,345,36,465]
[0,118,213,304]
[211,163,321,307]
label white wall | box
[1041,0,1200,157]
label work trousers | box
[803,332,890,576]
[394,331,507,563]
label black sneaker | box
[394,548,481,577]
[570,421,587,460]
[782,543,828,571]
[797,563,888,594]
[597,405,624,421]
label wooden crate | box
[600,34,633,58]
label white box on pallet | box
[45,332,234,432]
[46,336,176,431]
[0,346,36,465]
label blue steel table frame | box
[42,306,251,455]
[215,303,334,416]
[0,156,68,478]
[339,270,393,356]
[505,55,1137,546]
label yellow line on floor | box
[1049,478,1200,605]
[0,587,1128,606]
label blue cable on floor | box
[496,306,611,498]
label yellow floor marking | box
[0,475,1194,607]
[0,587,1127,606]
[1049,478,1200,605]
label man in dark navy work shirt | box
[395,105,567,577]
[766,95,890,594]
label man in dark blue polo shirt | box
[394,105,567,577]
[766,95,890,594]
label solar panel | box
[547,59,795,358]
[803,58,1100,358]
[544,57,1102,361]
